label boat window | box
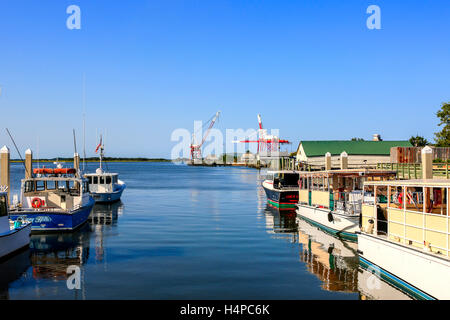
[0,195,7,217]
[24,180,35,193]
[58,181,69,192]
[374,185,388,235]
[404,186,423,213]
[280,174,299,187]
[424,187,447,215]
[68,180,78,192]
[83,181,89,193]
[100,176,105,184]
[389,186,403,209]
[93,176,98,184]
[36,180,45,192]
[106,176,112,184]
[113,176,118,184]
[88,176,93,184]
[46,180,56,190]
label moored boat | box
[262,170,299,209]
[0,191,31,259]
[296,169,396,242]
[84,136,126,203]
[359,178,450,300]
[9,163,95,232]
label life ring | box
[31,197,42,208]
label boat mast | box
[99,134,104,171]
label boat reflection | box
[0,249,31,299]
[263,205,298,242]
[89,202,122,264]
[89,201,123,226]
[29,224,90,281]
[297,217,359,293]
[296,217,413,299]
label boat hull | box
[358,233,450,300]
[91,184,125,203]
[9,198,95,232]
[296,204,359,242]
[0,223,31,260]
[262,182,298,209]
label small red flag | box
[95,137,102,153]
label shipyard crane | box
[190,111,221,162]
[234,114,290,155]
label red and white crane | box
[234,114,290,155]
[190,111,221,162]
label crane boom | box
[190,110,221,162]
[199,111,220,147]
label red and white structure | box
[234,114,290,157]
[190,111,221,162]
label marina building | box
[295,138,412,169]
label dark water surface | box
[0,162,408,299]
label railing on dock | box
[376,162,450,179]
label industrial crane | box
[190,111,221,162]
[234,114,290,155]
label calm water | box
[0,162,410,299]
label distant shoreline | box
[11,158,172,163]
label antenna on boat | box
[82,72,86,172]
[5,128,29,177]
[37,135,40,170]
[73,129,78,154]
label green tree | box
[409,135,429,147]
[351,137,365,141]
[435,102,450,147]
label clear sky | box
[0,0,449,158]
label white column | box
[340,151,348,169]
[0,146,10,202]
[325,152,331,171]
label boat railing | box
[12,203,83,213]
[273,182,299,191]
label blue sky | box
[0,0,449,158]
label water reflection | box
[0,249,31,299]
[357,266,412,300]
[297,217,359,293]
[30,224,90,281]
[263,205,298,242]
[296,217,412,299]
[89,201,123,226]
[89,202,123,264]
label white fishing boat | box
[296,169,396,242]
[85,136,126,203]
[0,191,31,259]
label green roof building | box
[296,139,412,168]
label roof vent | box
[372,134,382,141]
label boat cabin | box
[298,169,396,215]
[20,177,90,211]
[85,172,119,194]
[361,179,450,257]
[265,171,300,190]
